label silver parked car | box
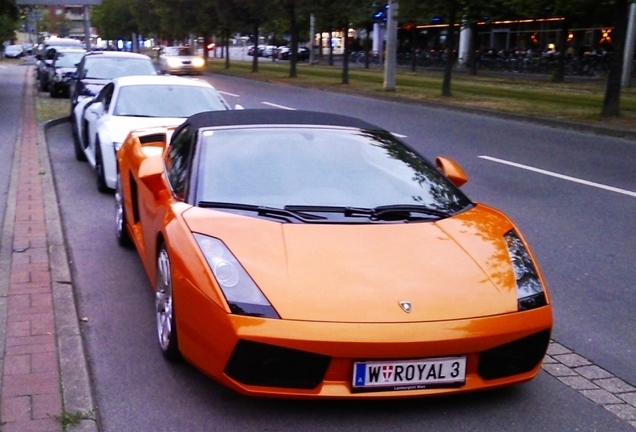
[158,46,205,75]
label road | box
[2,61,635,430]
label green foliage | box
[0,0,19,43]
[92,0,137,40]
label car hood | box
[80,79,109,97]
[103,116,187,143]
[55,67,77,76]
[183,204,519,323]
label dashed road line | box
[218,90,239,98]
[261,101,296,110]
[479,155,636,198]
[544,340,636,428]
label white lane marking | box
[391,132,408,138]
[479,155,636,198]
[218,91,239,98]
[261,102,296,110]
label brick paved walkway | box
[0,66,97,432]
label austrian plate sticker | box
[352,356,466,392]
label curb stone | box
[40,115,100,432]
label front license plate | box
[352,356,466,392]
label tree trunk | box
[289,2,298,78]
[552,17,569,83]
[410,25,417,72]
[342,23,349,84]
[225,28,230,70]
[602,0,629,116]
[442,0,458,97]
[365,23,372,69]
[252,23,259,73]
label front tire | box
[156,244,181,361]
[95,140,110,193]
[72,115,87,162]
[114,173,132,248]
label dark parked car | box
[278,46,310,61]
[69,50,157,115]
[46,48,86,98]
[35,38,84,91]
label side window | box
[165,126,193,200]
[76,59,85,79]
[101,84,115,112]
[45,48,57,60]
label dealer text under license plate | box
[352,356,466,392]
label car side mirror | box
[87,102,104,116]
[435,156,468,188]
[139,156,168,199]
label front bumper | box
[177,289,552,398]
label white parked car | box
[3,44,24,58]
[72,75,232,192]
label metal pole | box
[622,3,636,87]
[383,0,398,91]
[83,6,91,50]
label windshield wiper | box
[373,204,449,219]
[284,204,449,221]
[198,201,326,222]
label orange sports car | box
[115,110,552,398]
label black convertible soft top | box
[175,109,385,138]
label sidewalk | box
[0,66,98,431]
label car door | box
[139,124,195,270]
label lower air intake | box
[478,329,551,380]
[225,340,330,389]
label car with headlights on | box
[115,109,553,399]
[45,48,86,98]
[74,75,231,193]
[69,51,157,118]
[158,46,205,75]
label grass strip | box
[207,60,636,130]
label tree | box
[0,0,19,44]
[92,0,138,41]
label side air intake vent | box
[139,133,166,145]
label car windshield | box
[83,56,157,79]
[176,47,193,56]
[195,127,471,215]
[55,51,84,68]
[113,85,229,117]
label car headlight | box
[192,57,204,67]
[505,229,547,311]
[193,233,279,318]
[167,57,181,67]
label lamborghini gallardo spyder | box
[115,109,553,399]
